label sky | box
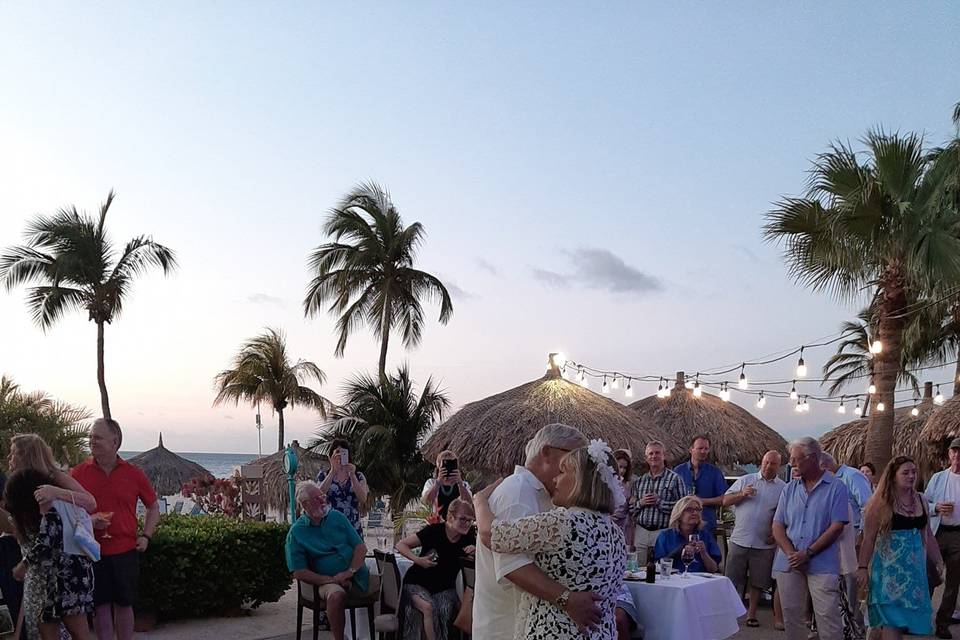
[1,3,958,454]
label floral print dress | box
[490,507,626,640]
[316,469,366,535]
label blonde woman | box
[474,440,626,639]
[7,434,96,512]
[653,496,721,573]
[421,450,472,521]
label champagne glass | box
[96,512,114,539]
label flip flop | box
[774,622,786,631]
[746,618,760,628]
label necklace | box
[896,492,917,515]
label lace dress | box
[490,507,626,640]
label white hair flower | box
[586,439,625,510]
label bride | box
[474,440,626,639]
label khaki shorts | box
[724,542,775,593]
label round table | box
[625,573,745,640]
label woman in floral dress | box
[475,440,626,640]
[315,439,369,535]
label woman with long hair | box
[421,450,473,522]
[474,440,626,639]
[857,456,942,639]
[8,434,96,513]
[612,449,634,541]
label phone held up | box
[442,458,458,477]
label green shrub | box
[138,514,291,619]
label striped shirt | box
[629,468,686,530]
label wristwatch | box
[555,589,571,610]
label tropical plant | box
[180,476,241,518]
[303,182,453,381]
[0,375,91,467]
[0,191,177,418]
[310,365,449,511]
[765,129,960,469]
[213,327,331,452]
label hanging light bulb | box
[664,380,672,397]
[935,386,945,405]
[876,401,885,412]
[739,364,748,390]
[656,378,664,399]
[611,376,620,390]
[578,367,589,388]
[868,378,877,395]
[625,378,634,398]
[561,365,570,380]
[911,405,920,417]
[870,339,883,354]
[756,391,765,408]
[838,396,846,414]
[577,366,585,383]
[795,398,803,412]
[796,347,807,378]
[790,381,798,400]
[802,396,810,412]
[719,383,730,402]
[854,399,863,416]
[602,376,610,394]
[693,374,702,398]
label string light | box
[870,340,883,355]
[868,378,877,395]
[625,378,634,398]
[911,405,920,416]
[693,373,703,398]
[837,396,846,414]
[935,385,945,405]
[756,391,766,408]
[802,395,810,412]
[739,364,748,390]
[611,376,620,390]
[656,378,665,399]
[876,401,885,412]
[578,366,588,388]
[664,381,672,398]
[601,376,610,394]
[789,381,798,400]
[854,399,863,416]
[796,347,807,378]
[719,383,730,402]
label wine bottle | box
[645,547,656,583]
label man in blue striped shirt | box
[629,440,686,560]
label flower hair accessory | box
[586,439,625,510]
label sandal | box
[774,621,786,631]
[746,618,760,628]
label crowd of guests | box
[0,419,159,640]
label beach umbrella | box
[249,440,329,515]
[628,372,788,472]
[422,358,671,478]
[823,381,941,484]
[127,433,214,496]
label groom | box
[473,423,603,639]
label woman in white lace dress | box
[475,440,626,640]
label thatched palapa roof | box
[822,382,941,484]
[629,372,788,472]
[127,433,213,496]
[423,361,671,478]
[919,384,959,465]
[249,440,329,514]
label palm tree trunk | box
[277,407,285,453]
[96,320,111,419]
[378,287,392,383]
[864,272,906,471]
[953,307,960,397]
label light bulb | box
[739,373,748,390]
[664,385,672,397]
[693,385,703,398]
[611,376,620,390]
[795,400,803,413]
[602,377,610,394]
[577,367,585,383]
[719,385,730,402]
[854,402,862,416]
[876,401,885,412]
[935,387,945,405]
[911,406,920,416]
[625,381,633,398]
[796,360,807,378]
[790,381,798,400]
[870,340,882,354]
[804,400,811,412]
[550,352,568,369]
[837,403,846,414]
[868,380,877,395]
[756,393,765,409]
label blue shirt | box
[653,527,722,573]
[833,465,873,530]
[673,461,728,532]
[772,471,849,575]
[285,510,370,592]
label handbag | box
[453,586,473,633]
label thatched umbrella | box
[919,383,959,468]
[628,372,788,472]
[823,382,941,484]
[422,358,672,478]
[248,440,329,514]
[127,433,213,496]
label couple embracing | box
[472,423,628,640]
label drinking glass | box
[626,550,639,573]
[659,557,673,580]
[680,545,695,578]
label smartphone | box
[442,458,458,476]
[340,451,349,465]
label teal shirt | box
[285,511,369,592]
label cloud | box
[223,414,234,421]
[732,244,761,263]
[445,282,476,301]
[476,259,500,276]
[246,293,285,306]
[531,268,572,289]
[531,248,662,295]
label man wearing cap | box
[925,437,960,638]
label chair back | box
[462,566,475,590]
[374,550,402,613]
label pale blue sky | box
[1,3,958,452]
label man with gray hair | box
[473,423,602,640]
[772,437,849,640]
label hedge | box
[138,514,292,619]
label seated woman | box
[394,498,476,640]
[421,450,473,522]
[653,495,721,574]
[475,440,626,639]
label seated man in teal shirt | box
[286,480,371,640]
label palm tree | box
[0,191,177,419]
[213,328,331,452]
[0,375,92,467]
[303,182,453,381]
[765,130,960,469]
[310,365,449,511]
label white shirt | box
[942,471,960,526]
[725,472,786,549]
[473,466,554,640]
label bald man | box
[723,450,786,629]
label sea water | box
[119,451,259,478]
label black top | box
[436,482,463,520]
[892,511,928,531]
[403,523,475,594]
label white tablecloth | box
[626,574,746,640]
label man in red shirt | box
[72,418,160,640]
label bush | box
[138,514,291,619]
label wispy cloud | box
[446,282,477,301]
[476,259,500,276]
[246,293,285,306]
[223,414,235,421]
[532,247,662,295]
[732,244,761,263]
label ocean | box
[119,451,259,478]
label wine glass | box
[680,545,695,578]
[95,512,114,539]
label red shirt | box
[71,457,157,556]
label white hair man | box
[472,423,602,639]
[772,437,849,640]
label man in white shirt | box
[925,438,960,638]
[472,423,602,640]
[722,450,786,629]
